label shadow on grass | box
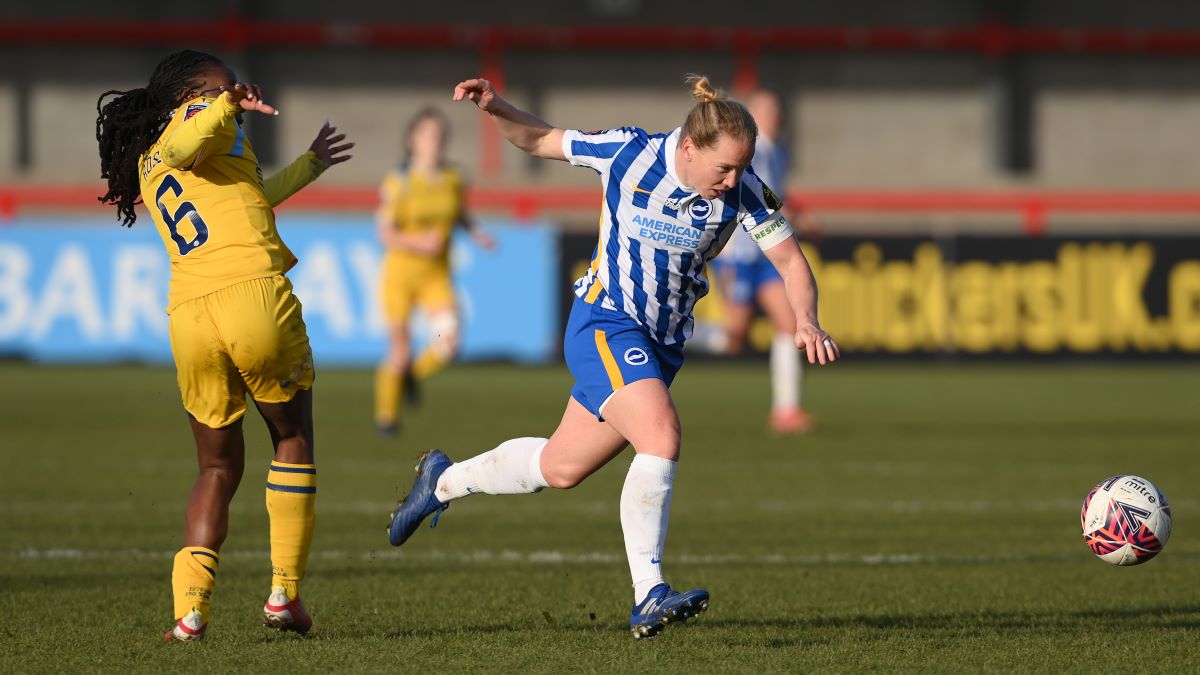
[705,604,1200,634]
[328,604,1200,644]
[378,624,607,641]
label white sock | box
[621,454,676,604]
[434,437,549,503]
[771,332,802,410]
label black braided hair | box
[96,49,224,226]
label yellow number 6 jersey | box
[138,92,324,313]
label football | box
[1081,475,1172,566]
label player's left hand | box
[795,324,840,365]
[309,120,354,168]
[471,229,497,251]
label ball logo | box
[1081,473,1171,567]
[688,199,713,220]
[624,348,649,366]
[184,103,209,120]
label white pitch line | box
[4,497,1190,516]
[6,547,1113,566]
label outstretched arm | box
[264,120,353,207]
[763,236,840,365]
[459,212,496,250]
[452,78,566,161]
[455,182,496,250]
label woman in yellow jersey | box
[96,50,352,641]
[374,108,495,436]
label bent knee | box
[643,421,681,450]
[542,466,587,490]
[198,462,244,485]
[274,435,313,464]
[433,331,459,358]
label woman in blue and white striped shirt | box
[387,74,839,639]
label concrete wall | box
[5,1,1200,191]
[1034,58,1200,188]
[0,83,15,178]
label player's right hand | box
[452,78,500,112]
[220,83,278,116]
[416,230,447,256]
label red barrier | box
[6,20,1200,55]
[8,184,1200,236]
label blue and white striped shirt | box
[564,126,795,345]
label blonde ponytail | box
[685,73,725,103]
[680,74,756,149]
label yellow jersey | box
[138,92,324,312]
[378,165,464,270]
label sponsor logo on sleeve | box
[184,102,210,120]
[762,184,784,211]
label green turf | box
[1,361,1196,672]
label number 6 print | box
[155,174,209,255]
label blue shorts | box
[714,257,782,305]
[564,296,685,420]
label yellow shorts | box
[380,259,456,324]
[168,275,314,428]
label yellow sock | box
[411,347,450,380]
[171,546,218,623]
[375,367,402,425]
[266,462,316,600]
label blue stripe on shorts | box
[563,296,684,420]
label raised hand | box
[308,120,354,169]
[452,78,501,112]
[219,83,277,116]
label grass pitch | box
[1,360,1196,672]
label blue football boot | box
[629,583,710,639]
[387,450,453,546]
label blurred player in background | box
[96,49,352,641]
[374,108,495,437]
[712,89,812,434]
[387,74,839,639]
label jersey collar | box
[663,128,700,200]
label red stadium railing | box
[6,184,1200,236]
[8,19,1200,233]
